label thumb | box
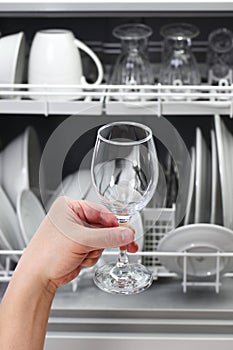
[82,225,135,249]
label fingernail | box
[120,228,134,243]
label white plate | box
[0,126,41,208]
[214,115,233,229]
[194,127,211,223]
[0,227,19,265]
[69,168,99,202]
[157,223,233,278]
[46,169,98,210]
[184,147,195,225]
[45,173,74,211]
[225,118,233,227]
[0,186,25,262]
[210,129,222,225]
[17,189,46,245]
[147,162,167,209]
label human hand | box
[2,197,138,350]
[16,197,137,293]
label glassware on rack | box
[159,23,201,87]
[207,28,233,84]
[109,23,154,101]
[91,121,158,294]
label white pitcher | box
[28,29,104,100]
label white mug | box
[0,32,26,99]
[28,29,104,100]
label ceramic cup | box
[28,29,104,100]
[0,32,26,98]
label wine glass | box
[91,121,159,294]
[207,28,233,83]
[110,23,153,85]
[109,24,154,101]
[159,23,201,86]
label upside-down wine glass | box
[207,28,233,83]
[109,24,154,101]
[159,23,201,86]
[91,121,159,294]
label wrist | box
[0,253,56,350]
[14,252,58,297]
[14,216,62,295]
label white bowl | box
[17,189,46,245]
[0,32,26,93]
[0,126,41,208]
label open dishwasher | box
[0,1,233,349]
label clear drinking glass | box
[91,121,159,294]
[159,23,201,86]
[207,28,233,83]
[110,23,154,100]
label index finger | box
[70,199,119,228]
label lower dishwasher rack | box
[1,206,233,349]
[1,206,233,294]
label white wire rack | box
[1,207,233,293]
[0,84,105,116]
[142,206,176,269]
[1,83,233,116]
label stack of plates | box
[183,124,222,226]
[158,116,233,279]
[214,114,233,229]
[0,186,25,263]
[0,127,46,266]
[0,185,46,264]
[0,127,41,208]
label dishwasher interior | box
[1,3,233,348]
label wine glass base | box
[93,262,153,295]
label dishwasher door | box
[45,272,233,350]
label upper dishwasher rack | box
[1,83,233,117]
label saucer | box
[157,224,233,278]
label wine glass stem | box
[116,217,130,267]
[117,249,129,267]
